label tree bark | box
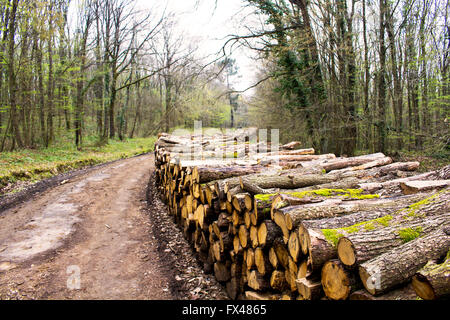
[350,283,418,300]
[359,227,450,295]
[297,193,425,254]
[195,165,267,183]
[338,214,450,268]
[412,253,450,300]
[281,197,400,232]
[400,180,450,195]
[7,0,23,149]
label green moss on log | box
[322,215,394,246]
[401,190,447,219]
[254,193,278,202]
[255,189,378,203]
[397,227,423,243]
[320,190,448,246]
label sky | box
[137,0,261,95]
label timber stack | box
[153,128,450,301]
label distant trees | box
[240,0,449,156]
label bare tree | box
[151,17,198,133]
[97,0,163,139]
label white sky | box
[138,0,261,94]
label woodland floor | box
[0,154,227,300]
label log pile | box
[153,129,450,300]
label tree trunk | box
[259,154,335,162]
[247,270,269,291]
[302,193,434,270]
[46,5,54,147]
[412,253,450,300]
[359,227,450,295]
[281,197,399,232]
[245,291,280,300]
[7,0,23,149]
[362,0,371,151]
[298,194,425,253]
[350,283,418,300]
[400,180,450,195]
[238,225,250,249]
[359,165,450,193]
[327,157,392,174]
[377,0,387,153]
[316,153,386,171]
[386,0,403,150]
[317,190,448,264]
[287,231,301,262]
[338,214,450,268]
[108,70,117,139]
[257,220,282,248]
[195,165,267,183]
[226,277,240,300]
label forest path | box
[0,154,175,299]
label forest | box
[0,0,448,158]
[0,0,234,152]
[242,0,449,157]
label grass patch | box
[0,136,157,194]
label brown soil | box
[0,154,227,300]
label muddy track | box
[0,154,147,214]
[0,154,227,300]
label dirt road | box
[0,154,226,300]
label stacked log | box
[154,130,450,300]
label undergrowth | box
[0,136,157,194]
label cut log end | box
[270,270,287,291]
[287,232,300,262]
[285,214,294,231]
[258,222,268,246]
[239,225,249,249]
[244,194,253,211]
[411,275,436,300]
[358,266,376,295]
[337,237,356,267]
[295,278,323,300]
